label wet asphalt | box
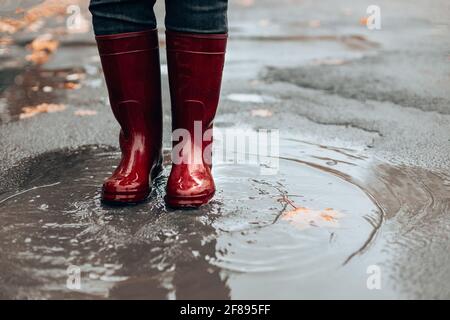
[0,0,449,299]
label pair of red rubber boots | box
[96,29,227,208]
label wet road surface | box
[0,0,450,299]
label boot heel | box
[165,191,215,209]
[101,189,150,205]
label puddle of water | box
[0,66,86,124]
[0,130,448,299]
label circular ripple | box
[0,139,381,299]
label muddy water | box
[0,66,86,124]
[0,133,448,299]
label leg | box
[165,0,228,34]
[164,0,228,208]
[89,0,163,203]
[89,0,157,35]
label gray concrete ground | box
[0,0,449,299]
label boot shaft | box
[165,31,227,133]
[96,30,161,104]
[96,30,163,147]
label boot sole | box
[164,191,215,209]
[102,189,150,205]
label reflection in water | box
[1,134,448,299]
[0,66,87,124]
[0,146,229,299]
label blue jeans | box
[89,0,228,35]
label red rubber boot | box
[165,31,227,208]
[96,29,163,204]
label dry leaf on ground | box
[360,17,369,26]
[64,82,81,90]
[26,33,59,64]
[281,206,343,230]
[74,109,97,116]
[0,19,21,34]
[20,103,66,119]
[0,37,13,46]
[251,109,273,117]
[0,0,82,34]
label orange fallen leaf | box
[20,103,66,119]
[360,17,369,26]
[26,50,51,64]
[28,34,59,52]
[74,109,97,116]
[0,0,82,34]
[26,34,59,65]
[0,20,20,34]
[64,82,81,90]
[281,206,343,230]
[0,37,13,46]
[251,109,273,117]
[25,0,70,22]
